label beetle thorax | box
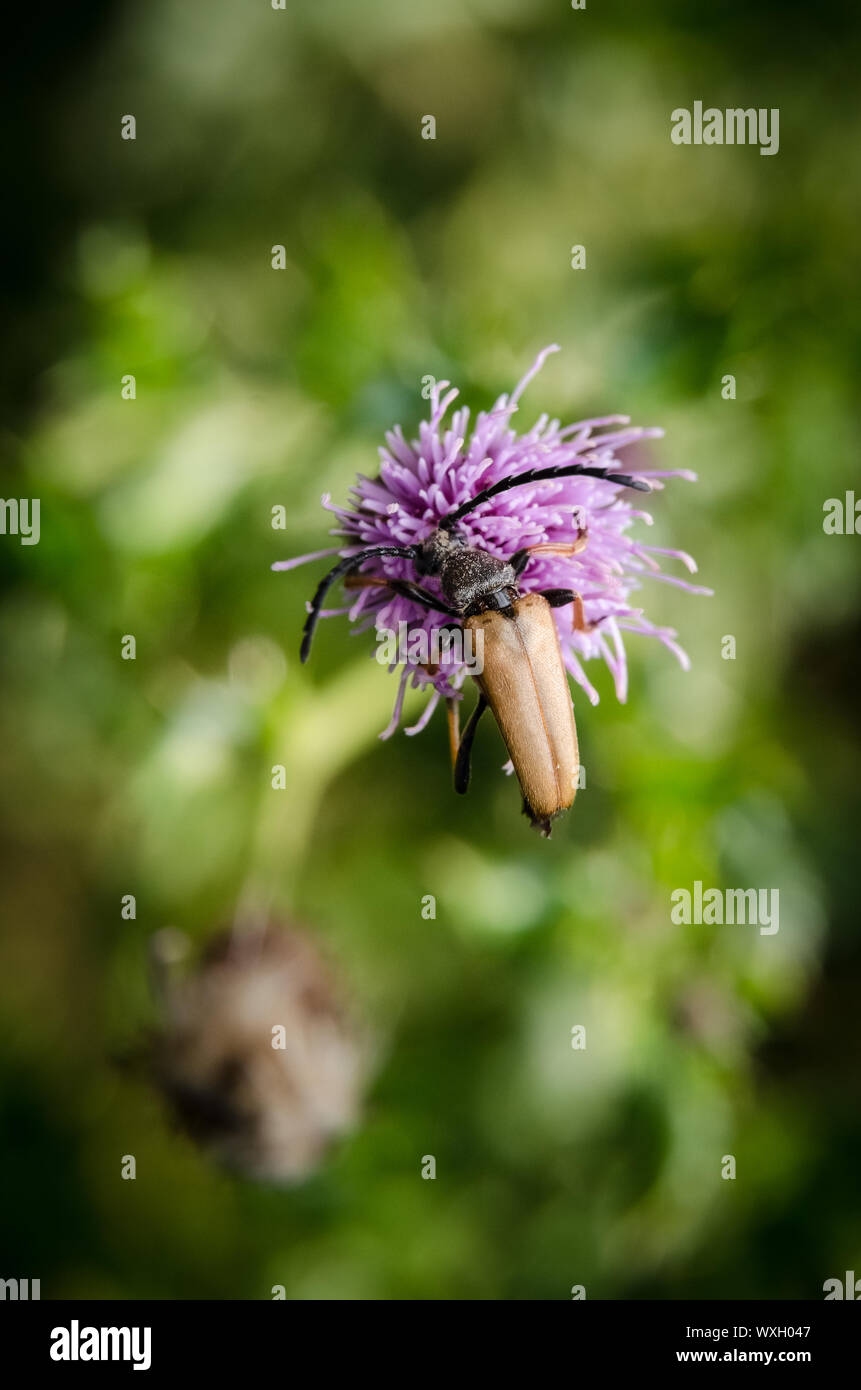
[441,546,516,608]
[417,527,516,612]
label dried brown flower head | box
[150,924,365,1183]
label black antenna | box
[300,546,417,662]
[440,460,651,530]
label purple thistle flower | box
[275,345,710,739]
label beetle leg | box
[445,698,461,770]
[386,579,460,616]
[454,693,489,795]
[570,593,597,633]
[526,536,589,558]
[343,574,390,588]
[537,587,577,608]
[511,534,588,577]
[344,573,459,617]
[536,588,598,634]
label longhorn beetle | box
[299,459,651,834]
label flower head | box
[276,346,710,738]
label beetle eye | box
[415,542,436,575]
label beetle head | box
[415,526,463,576]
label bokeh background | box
[2,0,860,1300]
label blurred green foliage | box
[1,0,860,1300]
